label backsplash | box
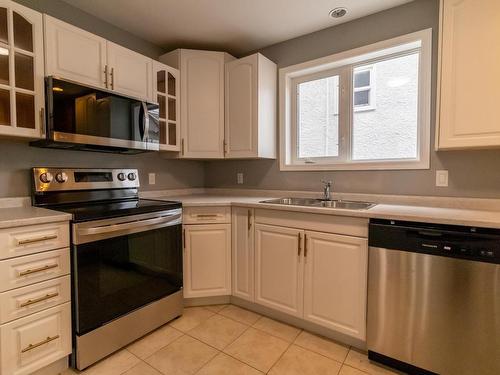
[0,140,204,198]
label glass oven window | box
[74,224,182,335]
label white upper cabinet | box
[225,53,277,159]
[160,49,234,159]
[303,231,368,340]
[0,0,44,139]
[44,15,153,102]
[437,0,500,149]
[106,41,152,101]
[44,15,106,89]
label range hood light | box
[329,7,348,19]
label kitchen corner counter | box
[0,206,72,229]
[146,193,500,229]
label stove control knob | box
[117,173,126,181]
[55,172,68,183]
[39,172,53,184]
[127,172,137,181]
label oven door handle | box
[77,213,181,236]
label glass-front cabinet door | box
[0,0,44,139]
[153,60,180,151]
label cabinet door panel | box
[107,41,152,101]
[303,231,367,340]
[255,224,303,317]
[44,15,106,89]
[438,0,500,149]
[183,224,231,298]
[181,50,225,158]
[225,55,257,158]
[231,208,254,301]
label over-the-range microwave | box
[31,77,160,154]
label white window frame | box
[279,29,432,171]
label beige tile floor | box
[63,304,400,375]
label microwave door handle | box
[77,213,181,236]
[141,102,150,141]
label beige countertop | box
[0,206,72,229]
[146,194,500,229]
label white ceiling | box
[61,0,414,55]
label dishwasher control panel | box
[369,219,500,264]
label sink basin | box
[260,197,375,210]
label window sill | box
[280,159,430,171]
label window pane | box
[158,95,165,119]
[352,53,419,161]
[15,52,34,90]
[157,70,165,93]
[13,12,33,52]
[0,8,8,44]
[354,90,370,106]
[297,75,340,158]
[168,98,176,121]
[16,92,35,128]
[168,73,176,96]
[168,122,177,145]
[0,88,10,125]
[354,70,370,88]
[0,50,9,85]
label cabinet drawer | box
[0,276,71,324]
[0,222,69,260]
[183,206,231,224]
[0,249,70,292]
[0,302,71,375]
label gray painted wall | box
[205,0,500,198]
[0,0,203,198]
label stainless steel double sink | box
[260,197,376,210]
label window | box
[280,29,432,171]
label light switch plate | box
[237,173,244,184]
[436,170,448,187]
[148,173,156,185]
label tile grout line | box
[265,338,294,374]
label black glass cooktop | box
[52,199,182,222]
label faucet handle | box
[322,180,332,187]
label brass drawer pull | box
[104,64,108,88]
[17,234,58,246]
[247,210,252,231]
[110,67,115,90]
[21,335,60,353]
[19,292,59,308]
[19,264,58,277]
[298,233,302,256]
[196,214,218,218]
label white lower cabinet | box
[183,223,231,298]
[231,208,255,302]
[254,224,304,318]
[0,302,71,375]
[303,231,368,340]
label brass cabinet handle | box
[19,264,58,277]
[304,234,308,258]
[247,210,252,231]
[39,108,46,136]
[181,138,185,155]
[20,292,59,308]
[21,335,60,353]
[17,234,58,246]
[196,214,218,218]
[183,228,186,250]
[104,64,108,88]
[110,67,115,90]
[298,233,302,257]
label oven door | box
[46,77,160,152]
[72,209,182,335]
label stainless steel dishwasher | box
[367,219,500,375]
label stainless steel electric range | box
[31,168,183,370]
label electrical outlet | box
[148,173,156,185]
[436,170,448,187]
[237,173,244,185]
